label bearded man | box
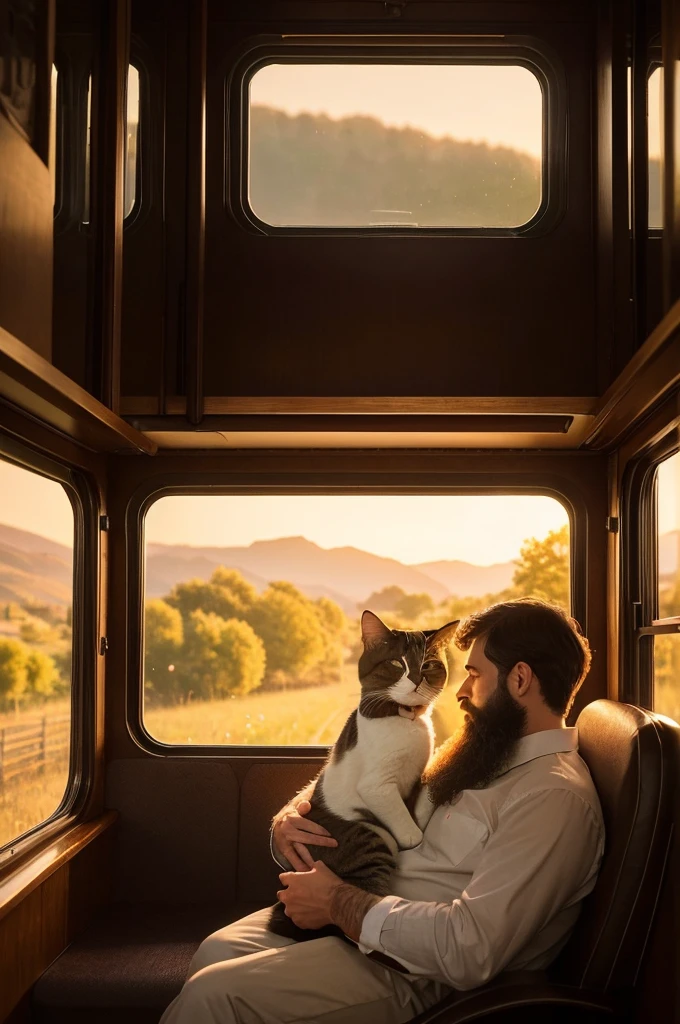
[160,599,605,1024]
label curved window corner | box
[139,491,570,751]
[0,457,75,853]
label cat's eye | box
[389,659,403,669]
[422,660,440,671]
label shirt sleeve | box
[359,788,604,990]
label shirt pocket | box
[429,810,489,869]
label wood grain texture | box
[0,116,53,360]
[0,822,115,1021]
[584,298,680,450]
[122,396,598,416]
[0,812,117,922]
[0,326,157,454]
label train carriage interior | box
[1,0,680,1020]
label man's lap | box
[160,906,448,1024]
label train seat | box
[32,701,679,1024]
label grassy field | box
[144,666,465,747]
[0,762,70,850]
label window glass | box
[648,67,662,229]
[143,494,570,747]
[0,459,74,850]
[83,64,139,224]
[248,64,543,229]
[658,451,680,620]
[654,451,680,723]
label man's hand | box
[277,861,342,929]
[272,799,338,871]
[278,862,381,942]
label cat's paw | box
[397,827,423,850]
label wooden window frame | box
[0,435,99,870]
[127,476,584,757]
[620,429,680,709]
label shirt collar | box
[500,727,579,775]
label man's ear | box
[510,661,533,698]
[427,619,460,650]
[361,610,393,646]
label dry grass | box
[144,667,464,748]
[0,760,70,850]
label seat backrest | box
[553,699,679,992]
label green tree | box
[512,525,570,609]
[26,650,60,698]
[250,585,326,680]
[212,618,266,697]
[395,592,435,622]
[0,638,29,711]
[314,597,347,682]
[180,610,265,699]
[144,599,184,703]
[167,568,257,623]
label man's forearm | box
[329,883,381,942]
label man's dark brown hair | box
[455,598,592,716]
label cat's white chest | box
[321,713,433,822]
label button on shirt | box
[358,727,605,990]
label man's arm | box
[330,884,382,943]
[357,788,603,990]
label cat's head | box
[358,610,459,718]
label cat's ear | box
[427,619,460,650]
[361,609,393,647]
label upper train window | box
[0,458,74,853]
[648,66,662,230]
[141,493,570,749]
[246,63,544,230]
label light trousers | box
[158,906,450,1024]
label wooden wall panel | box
[0,825,114,1023]
[0,117,53,360]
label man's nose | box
[456,677,472,700]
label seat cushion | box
[32,902,264,1024]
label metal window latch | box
[606,516,619,533]
[99,637,109,655]
[100,515,110,531]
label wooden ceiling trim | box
[0,328,157,455]
[121,396,597,417]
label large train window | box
[0,458,74,852]
[246,63,543,230]
[141,493,570,748]
[654,450,680,720]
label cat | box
[269,608,459,941]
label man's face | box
[455,636,501,711]
[422,634,528,807]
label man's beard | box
[423,680,527,809]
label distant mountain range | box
[1,523,678,614]
[0,523,73,606]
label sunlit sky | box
[1,454,678,565]
[250,64,544,158]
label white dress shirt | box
[358,727,605,990]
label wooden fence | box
[0,714,71,785]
